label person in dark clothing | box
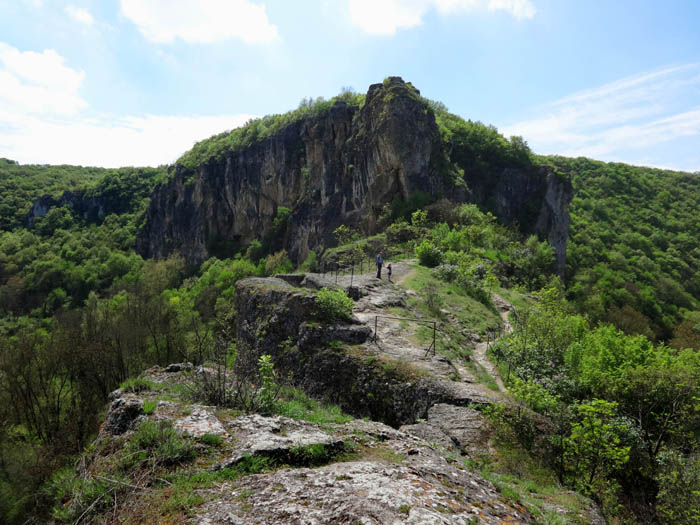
[387,263,393,283]
[376,252,383,278]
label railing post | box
[432,322,436,356]
[336,264,339,283]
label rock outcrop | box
[26,189,112,226]
[234,276,497,427]
[136,77,572,269]
[96,366,534,524]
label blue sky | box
[0,0,699,171]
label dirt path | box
[470,294,513,392]
[329,260,511,400]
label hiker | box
[376,252,383,278]
[387,263,393,283]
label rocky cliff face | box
[464,167,572,274]
[26,189,111,226]
[136,77,572,268]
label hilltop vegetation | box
[176,89,365,172]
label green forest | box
[1,95,700,523]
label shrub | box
[415,240,443,268]
[431,264,459,283]
[425,284,444,316]
[333,225,360,246]
[298,250,318,272]
[655,449,700,524]
[316,287,353,322]
[385,220,417,244]
[256,354,279,414]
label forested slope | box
[543,156,700,340]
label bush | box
[298,250,318,272]
[316,287,353,322]
[415,240,443,268]
[385,220,417,244]
[431,264,459,283]
[655,449,700,524]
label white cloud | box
[347,0,535,35]
[1,113,257,167]
[500,64,700,167]
[65,6,95,27]
[0,42,257,167]
[120,0,279,44]
[0,42,86,116]
[348,0,426,35]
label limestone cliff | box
[136,77,572,269]
[26,189,111,226]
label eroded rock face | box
[402,404,492,459]
[234,277,494,427]
[101,396,143,436]
[195,423,534,525]
[137,77,570,268]
[26,189,123,227]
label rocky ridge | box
[70,264,604,524]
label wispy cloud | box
[501,64,700,170]
[65,6,95,27]
[347,0,535,36]
[120,0,279,45]
[0,42,256,167]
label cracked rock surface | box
[194,420,533,525]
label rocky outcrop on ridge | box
[234,275,498,427]
[136,77,572,269]
[94,365,534,524]
[26,189,113,226]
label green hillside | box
[544,156,700,340]
[1,94,700,523]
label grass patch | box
[404,265,501,335]
[275,386,353,425]
[466,361,499,391]
[465,435,595,525]
[199,433,224,447]
[120,421,197,470]
[143,400,157,414]
[397,264,502,372]
[120,377,158,393]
